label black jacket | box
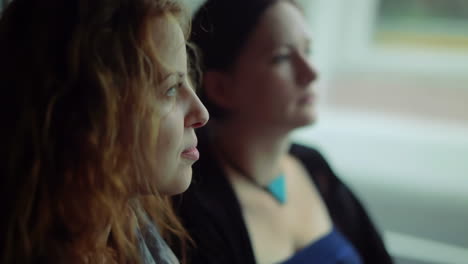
[172,131,393,264]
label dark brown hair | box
[190,0,300,119]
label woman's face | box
[150,16,209,195]
[225,1,317,131]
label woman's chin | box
[161,169,193,196]
[290,111,318,129]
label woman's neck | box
[210,120,292,185]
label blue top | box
[281,228,363,264]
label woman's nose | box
[185,89,209,129]
[296,55,318,87]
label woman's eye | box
[271,53,291,64]
[166,82,182,97]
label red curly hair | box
[0,0,192,263]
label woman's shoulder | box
[289,143,328,164]
[289,144,339,186]
[289,144,393,263]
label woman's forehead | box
[252,1,311,49]
[151,15,187,74]
[151,15,185,55]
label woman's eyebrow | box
[161,72,185,83]
[162,71,182,79]
[279,37,312,50]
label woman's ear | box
[202,70,235,110]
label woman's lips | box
[298,93,315,104]
[181,147,200,161]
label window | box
[374,0,468,52]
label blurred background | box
[291,0,468,264]
[2,0,467,263]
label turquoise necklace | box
[220,151,287,205]
[263,173,287,204]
